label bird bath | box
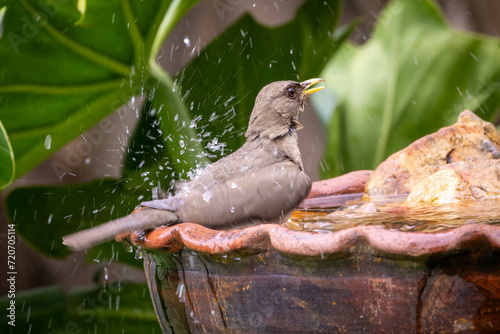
[119,175,500,334]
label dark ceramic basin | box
[119,221,500,334]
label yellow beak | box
[301,78,325,95]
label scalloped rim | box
[118,222,500,258]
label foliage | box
[0,0,203,185]
[0,283,160,333]
[313,0,500,177]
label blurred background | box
[1,0,499,297]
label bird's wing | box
[163,160,311,227]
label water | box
[44,135,52,149]
[202,190,211,202]
[286,199,500,233]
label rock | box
[365,110,500,200]
[407,160,500,204]
[405,168,474,204]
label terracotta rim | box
[118,222,500,258]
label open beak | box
[301,78,325,96]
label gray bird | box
[63,78,325,251]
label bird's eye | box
[287,87,296,98]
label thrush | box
[63,78,325,250]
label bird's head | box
[245,78,324,139]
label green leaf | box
[0,283,160,333]
[0,119,14,189]
[0,0,202,178]
[315,0,500,177]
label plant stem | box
[120,0,144,68]
[144,0,208,172]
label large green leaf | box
[314,0,500,177]
[5,0,352,261]
[0,283,159,333]
[0,0,201,177]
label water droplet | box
[202,190,212,202]
[224,96,235,107]
[47,214,53,224]
[152,187,159,200]
[183,36,191,47]
[209,112,218,122]
[221,254,228,259]
[230,207,235,213]
[103,267,109,280]
[125,246,134,253]
[44,135,52,149]
[135,248,143,260]
[231,182,237,189]
[176,282,186,303]
[179,140,185,148]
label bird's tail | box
[62,209,179,251]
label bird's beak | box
[301,78,325,96]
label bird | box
[62,78,325,251]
